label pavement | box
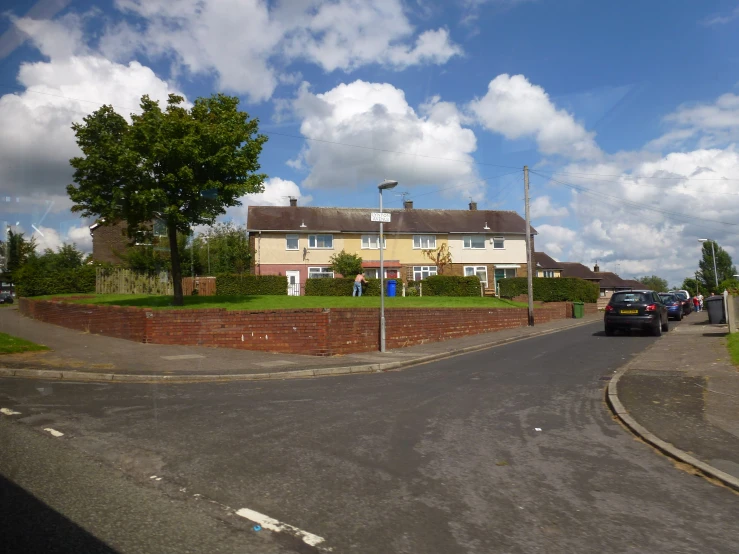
[0,305,600,381]
[609,309,739,491]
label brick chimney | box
[594,263,600,272]
[289,197,297,207]
[469,201,477,211]
[403,200,413,209]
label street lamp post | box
[378,179,398,353]
[698,239,719,288]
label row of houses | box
[90,198,643,298]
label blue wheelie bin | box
[387,280,397,297]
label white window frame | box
[286,234,299,250]
[361,235,387,250]
[542,270,555,278]
[493,237,505,249]
[463,235,486,249]
[413,235,436,249]
[308,234,333,249]
[412,266,437,281]
[464,266,488,286]
[308,266,334,279]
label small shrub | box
[215,274,287,295]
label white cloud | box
[538,147,739,283]
[288,80,480,195]
[702,6,739,26]
[0,17,186,202]
[650,93,739,149]
[530,195,568,218]
[468,74,602,160]
[101,0,462,102]
[224,177,313,224]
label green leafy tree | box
[698,240,736,291]
[194,222,251,275]
[681,277,700,297]
[638,275,668,292]
[67,93,267,305]
[329,250,363,277]
[6,230,36,275]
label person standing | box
[353,273,366,297]
[693,295,700,312]
[698,293,704,312]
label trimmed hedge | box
[215,274,287,295]
[305,278,382,296]
[499,277,599,303]
[422,275,481,297]
[15,266,96,297]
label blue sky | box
[2,0,739,284]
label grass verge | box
[38,293,528,310]
[727,332,739,366]
[0,332,49,354]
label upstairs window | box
[463,235,486,249]
[493,237,505,249]
[286,234,299,250]
[361,235,386,249]
[308,234,333,249]
[413,235,436,249]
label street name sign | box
[371,212,391,222]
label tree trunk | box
[168,221,184,306]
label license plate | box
[620,309,638,314]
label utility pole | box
[524,166,534,326]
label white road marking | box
[1,408,21,416]
[236,507,325,547]
[160,354,206,360]
[534,428,542,432]
[43,428,64,437]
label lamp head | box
[378,180,398,190]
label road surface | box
[1,320,738,553]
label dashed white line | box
[1,408,21,416]
[43,428,64,437]
[235,507,325,547]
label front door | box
[286,271,301,296]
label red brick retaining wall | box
[19,298,579,356]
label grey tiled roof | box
[247,206,536,235]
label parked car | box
[669,290,693,316]
[0,293,13,304]
[658,293,682,321]
[604,290,669,336]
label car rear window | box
[612,292,650,303]
[660,295,677,303]
[672,292,688,300]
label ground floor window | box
[464,266,488,286]
[542,270,555,278]
[364,268,399,279]
[494,268,517,281]
[308,267,334,278]
[413,266,437,281]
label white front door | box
[286,271,301,296]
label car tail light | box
[646,304,657,312]
[605,305,615,312]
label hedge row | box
[215,274,287,295]
[499,277,599,303]
[420,275,481,297]
[305,278,382,296]
[15,266,97,297]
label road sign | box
[371,212,391,223]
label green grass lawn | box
[726,333,739,366]
[0,332,49,354]
[44,293,527,310]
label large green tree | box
[638,275,668,292]
[67,93,267,305]
[5,230,37,287]
[698,240,736,292]
[194,222,251,275]
[329,249,363,277]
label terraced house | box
[247,200,536,295]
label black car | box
[0,293,13,304]
[604,290,669,336]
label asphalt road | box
[2,320,739,553]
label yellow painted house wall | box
[255,233,344,266]
[342,233,448,264]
